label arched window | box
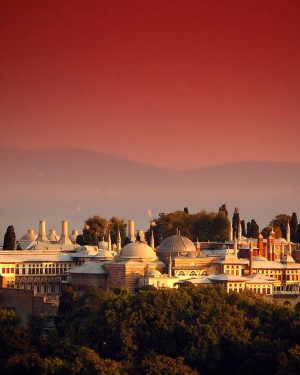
[189,271,197,277]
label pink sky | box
[1,0,300,169]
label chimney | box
[249,239,253,275]
[128,220,136,242]
[267,235,273,261]
[108,231,112,251]
[286,220,291,242]
[71,230,79,243]
[280,241,285,260]
[233,237,238,258]
[229,221,233,241]
[257,234,263,256]
[58,220,72,245]
[168,253,172,277]
[116,229,122,254]
[238,221,242,242]
[36,220,50,243]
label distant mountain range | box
[0,147,299,238]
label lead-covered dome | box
[120,242,157,261]
[158,235,196,254]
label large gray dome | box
[158,235,196,254]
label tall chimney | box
[229,221,233,241]
[257,234,263,256]
[36,220,50,243]
[58,220,72,245]
[267,235,272,261]
[116,229,122,254]
[286,220,291,242]
[249,239,253,275]
[238,221,242,242]
[128,220,136,242]
[71,230,79,243]
[233,237,238,258]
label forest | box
[0,285,300,374]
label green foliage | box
[261,226,282,239]
[270,214,291,239]
[108,216,127,246]
[1,288,300,374]
[232,207,240,239]
[248,219,259,238]
[146,209,230,245]
[77,215,127,246]
[3,225,16,250]
[290,212,298,243]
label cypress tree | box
[241,220,247,237]
[290,212,298,243]
[248,219,259,238]
[3,225,16,250]
[232,208,240,239]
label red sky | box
[1,0,300,169]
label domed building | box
[104,241,165,292]
[157,234,196,257]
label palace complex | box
[1,219,300,307]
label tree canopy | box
[3,225,16,250]
[146,209,230,246]
[76,215,127,246]
[0,287,300,374]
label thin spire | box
[108,230,112,252]
[116,229,121,254]
[150,230,155,249]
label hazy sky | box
[1,0,300,169]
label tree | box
[3,225,16,250]
[290,212,298,243]
[232,208,240,239]
[108,216,127,246]
[270,214,291,239]
[248,219,259,239]
[76,216,108,246]
[218,204,228,217]
[261,226,282,239]
[241,220,247,237]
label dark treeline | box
[1,286,300,374]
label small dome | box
[158,235,196,253]
[98,240,109,250]
[20,229,37,242]
[120,242,157,261]
[95,249,114,259]
[47,229,60,242]
[146,269,162,277]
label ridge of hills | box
[0,147,299,237]
[1,147,299,188]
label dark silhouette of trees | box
[1,287,300,374]
[248,219,259,238]
[3,225,16,250]
[218,204,228,217]
[241,220,247,237]
[261,226,282,239]
[232,208,240,239]
[270,214,291,239]
[290,212,298,243]
[146,209,230,243]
